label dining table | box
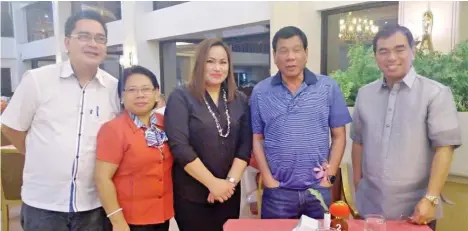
[223,219,433,231]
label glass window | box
[153,1,188,11]
[321,2,399,75]
[1,68,12,96]
[71,1,121,23]
[230,40,269,54]
[225,32,270,54]
[25,1,54,42]
[31,56,56,69]
[1,2,14,37]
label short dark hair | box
[272,26,308,52]
[373,24,414,53]
[118,65,160,99]
[65,10,108,37]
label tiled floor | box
[6,205,180,231]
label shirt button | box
[158,195,162,199]
[391,92,396,96]
[386,124,390,128]
[388,108,392,111]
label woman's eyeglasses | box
[124,87,155,95]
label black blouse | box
[164,87,252,203]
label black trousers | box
[127,221,169,231]
[103,217,170,231]
[21,203,107,231]
[174,192,240,231]
[429,220,437,231]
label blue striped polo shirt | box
[250,68,352,190]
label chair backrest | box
[341,162,360,218]
[331,167,343,204]
[1,131,12,146]
[1,150,24,201]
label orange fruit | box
[329,201,350,218]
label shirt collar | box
[128,109,160,129]
[59,59,109,88]
[271,68,318,86]
[381,67,417,89]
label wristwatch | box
[226,176,237,185]
[424,195,440,206]
[327,175,336,184]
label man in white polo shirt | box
[1,11,120,231]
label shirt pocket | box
[84,103,116,154]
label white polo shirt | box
[1,60,120,212]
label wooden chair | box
[1,148,24,231]
[340,162,360,218]
[1,131,12,147]
[256,177,263,218]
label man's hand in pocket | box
[263,177,280,189]
[319,176,333,188]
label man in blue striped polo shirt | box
[251,26,352,219]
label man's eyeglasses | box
[69,33,107,44]
[124,87,155,95]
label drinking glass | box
[365,214,386,231]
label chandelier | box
[339,12,379,42]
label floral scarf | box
[128,110,168,147]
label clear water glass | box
[365,214,386,231]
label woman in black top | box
[164,38,252,231]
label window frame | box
[320,1,399,75]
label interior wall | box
[458,1,468,43]
[139,1,270,41]
[399,1,459,53]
